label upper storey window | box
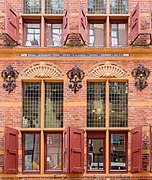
[23,0,41,14]
[88,0,128,14]
[23,0,63,14]
[110,0,128,14]
[45,0,63,14]
[88,0,106,14]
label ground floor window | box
[23,133,40,172]
[87,131,128,173]
[45,133,62,172]
[22,132,62,173]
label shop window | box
[45,133,62,172]
[22,133,40,172]
[88,0,106,14]
[45,0,63,14]
[110,132,127,171]
[23,0,41,14]
[87,132,105,172]
[89,23,105,47]
[110,0,128,14]
[110,23,128,47]
[24,23,41,47]
[45,23,62,47]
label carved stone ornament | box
[89,62,126,78]
[24,62,62,78]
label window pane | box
[110,0,128,14]
[87,82,106,127]
[110,133,126,170]
[109,82,128,127]
[46,133,62,170]
[45,82,63,128]
[45,0,63,14]
[88,139,104,171]
[46,23,62,47]
[88,0,106,14]
[89,24,105,47]
[111,23,127,47]
[24,134,40,171]
[22,82,41,128]
[24,23,40,47]
[23,0,41,14]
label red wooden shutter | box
[131,126,142,173]
[62,3,70,45]
[130,2,140,44]
[4,126,18,174]
[69,127,84,173]
[63,127,70,173]
[5,1,19,42]
[79,1,87,44]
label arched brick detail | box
[21,62,64,78]
[87,61,127,78]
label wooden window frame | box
[87,0,129,47]
[86,79,129,174]
[109,131,128,173]
[44,132,63,174]
[22,132,41,174]
[87,131,106,173]
[21,0,64,47]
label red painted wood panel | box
[79,1,87,44]
[69,127,84,173]
[62,3,70,45]
[5,1,19,42]
[130,2,140,44]
[131,126,142,173]
[4,126,18,174]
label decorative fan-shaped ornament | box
[90,62,126,78]
[25,62,61,78]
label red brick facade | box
[0,0,152,179]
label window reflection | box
[46,24,62,47]
[24,23,40,47]
[111,23,127,47]
[24,134,40,171]
[110,133,126,170]
[46,134,62,171]
[89,24,105,47]
[88,139,104,171]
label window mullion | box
[41,0,45,14]
[105,80,109,174]
[41,80,45,128]
[40,130,44,174]
[41,16,45,47]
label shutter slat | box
[130,2,140,44]
[131,126,142,173]
[5,2,19,42]
[79,1,87,44]
[4,126,18,174]
[62,3,70,45]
